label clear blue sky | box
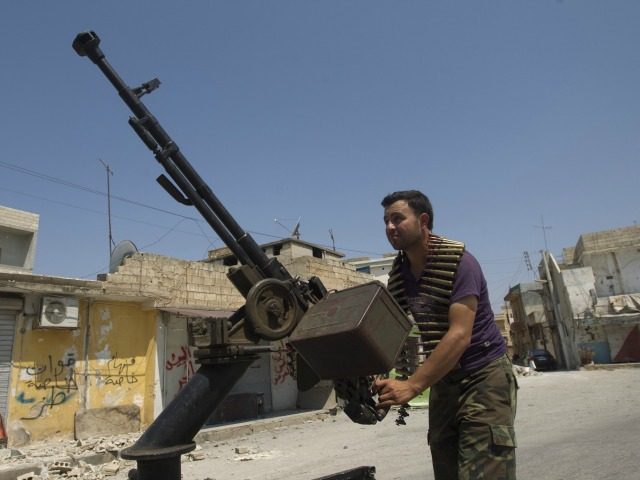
[1,1,638,311]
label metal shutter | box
[0,311,16,419]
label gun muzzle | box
[72,31,104,63]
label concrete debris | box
[182,444,205,461]
[16,473,37,480]
[187,450,206,461]
[49,460,73,474]
[234,446,250,454]
[102,460,121,475]
[0,447,24,461]
[513,365,541,377]
[0,432,139,480]
[67,467,85,477]
[5,432,140,461]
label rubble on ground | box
[512,365,542,377]
[0,432,140,479]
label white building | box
[0,205,39,274]
[344,254,396,285]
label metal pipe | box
[121,358,255,480]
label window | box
[356,265,371,274]
[272,244,282,256]
[312,247,323,259]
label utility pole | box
[99,159,115,258]
[534,215,552,252]
[523,251,536,279]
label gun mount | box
[73,31,411,480]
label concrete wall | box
[584,248,640,297]
[7,297,156,446]
[557,268,596,320]
[573,225,640,297]
[106,253,244,310]
[283,256,374,292]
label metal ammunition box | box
[289,281,411,379]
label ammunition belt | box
[388,234,464,379]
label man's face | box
[383,200,427,251]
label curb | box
[195,409,331,444]
[581,362,640,370]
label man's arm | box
[374,295,477,408]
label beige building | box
[0,221,373,447]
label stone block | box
[16,472,38,480]
[74,405,140,440]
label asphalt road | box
[113,367,640,480]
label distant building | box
[344,254,395,284]
[208,238,344,266]
[504,282,554,361]
[507,224,640,368]
[0,205,39,274]
[494,306,514,357]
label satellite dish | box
[291,220,301,239]
[274,216,301,239]
[109,240,138,273]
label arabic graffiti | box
[272,341,295,385]
[91,356,139,387]
[165,345,195,391]
[17,352,143,420]
[20,353,79,420]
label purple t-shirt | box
[402,251,506,372]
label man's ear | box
[419,212,430,229]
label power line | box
[0,186,214,241]
[0,160,199,221]
[0,160,389,258]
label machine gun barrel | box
[72,31,290,282]
[72,31,406,480]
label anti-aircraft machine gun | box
[72,31,411,480]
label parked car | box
[527,349,558,371]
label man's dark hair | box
[381,190,434,230]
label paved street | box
[2,367,638,479]
[116,367,640,480]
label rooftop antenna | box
[274,216,301,239]
[99,158,115,257]
[534,214,552,252]
[329,228,336,251]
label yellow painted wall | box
[8,300,156,444]
[9,312,85,442]
[86,302,156,424]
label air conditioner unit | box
[39,296,79,328]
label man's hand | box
[374,377,422,409]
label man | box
[374,190,517,480]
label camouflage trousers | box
[428,355,518,480]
